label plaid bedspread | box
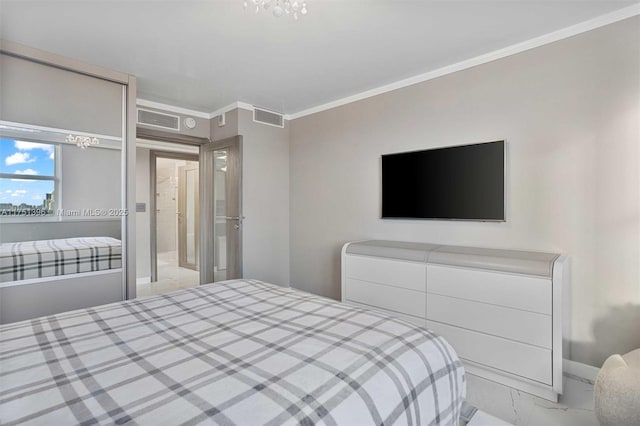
[0,237,122,283]
[0,280,465,425]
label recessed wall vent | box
[253,107,284,128]
[137,108,180,131]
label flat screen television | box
[381,141,505,221]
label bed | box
[0,237,123,325]
[0,236,122,282]
[0,279,465,425]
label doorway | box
[143,151,200,296]
[134,134,243,298]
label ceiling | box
[1,1,637,116]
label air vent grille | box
[137,109,180,131]
[253,108,284,128]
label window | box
[0,139,58,216]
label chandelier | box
[66,134,99,149]
[244,0,308,20]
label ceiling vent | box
[137,108,180,131]
[253,107,284,128]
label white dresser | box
[341,240,569,402]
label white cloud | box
[10,190,27,197]
[13,141,55,161]
[14,168,39,175]
[5,152,35,166]
[32,194,42,200]
[14,141,54,155]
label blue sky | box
[0,139,55,207]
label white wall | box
[289,17,640,367]
[61,144,121,212]
[135,147,151,280]
[236,109,290,286]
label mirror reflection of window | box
[0,139,58,215]
[0,124,123,288]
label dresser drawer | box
[427,264,551,314]
[345,255,426,292]
[427,320,552,385]
[344,278,426,318]
[427,294,551,348]
[344,300,426,328]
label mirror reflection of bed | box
[0,126,125,324]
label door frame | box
[149,150,199,283]
[200,136,243,284]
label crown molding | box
[286,4,640,120]
[136,99,255,121]
[236,102,255,112]
[209,102,254,119]
[135,4,639,122]
[136,98,211,119]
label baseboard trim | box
[563,359,600,384]
[136,276,151,285]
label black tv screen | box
[381,141,505,221]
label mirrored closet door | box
[0,122,126,323]
[0,49,130,324]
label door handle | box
[221,216,245,221]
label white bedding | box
[0,279,465,425]
[0,236,122,283]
